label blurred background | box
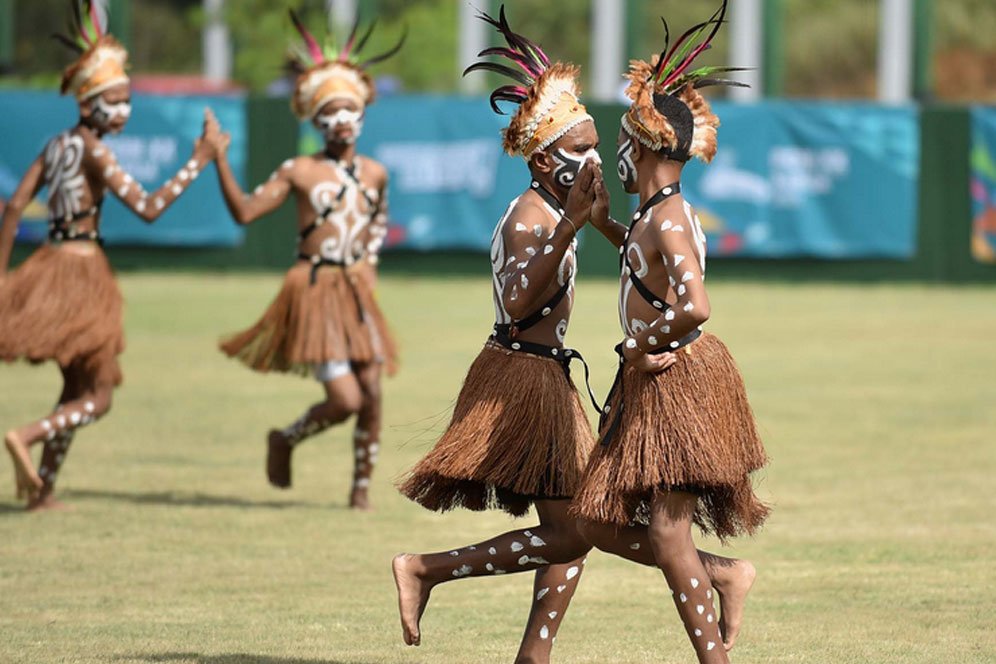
[1,0,995,282]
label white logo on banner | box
[769,146,850,208]
[374,139,500,198]
[700,152,772,205]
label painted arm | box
[623,223,710,361]
[91,139,213,224]
[499,207,579,320]
[0,155,45,275]
[213,149,294,226]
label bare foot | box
[713,559,756,651]
[266,430,293,489]
[5,431,42,500]
[26,489,71,512]
[349,486,372,511]
[392,553,432,646]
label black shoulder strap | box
[620,182,681,311]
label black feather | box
[463,61,532,86]
[359,25,407,68]
[353,18,377,56]
[51,33,84,53]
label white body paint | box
[44,132,87,220]
[306,159,380,265]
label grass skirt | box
[0,244,123,387]
[220,261,397,376]
[398,342,597,517]
[571,333,769,540]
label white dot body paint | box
[452,564,472,578]
[684,302,695,312]
[661,220,673,231]
[682,271,694,283]
[629,542,640,550]
[536,587,549,600]
[187,159,198,170]
[254,185,263,195]
[707,642,716,651]
[690,578,700,589]
[519,555,549,565]
[665,310,676,321]
[696,605,705,615]
[565,566,580,580]
[155,198,165,210]
[118,185,129,197]
[510,541,524,552]
[548,611,557,619]
[41,420,52,431]
[488,547,497,555]
[706,589,713,599]
[695,628,703,637]
[449,551,459,557]
[625,338,638,349]
[136,199,146,213]
[540,626,550,640]
[486,563,494,571]
[672,225,684,232]
[662,325,671,333]
[281,159,294,170]
[525,247,536,256]
[674,254,686,267]
[529,535,546,547]
[178,169,189,181]
[69,412,81,425]
[104,165,117,178]
[515,223,527,232]
[521,274,529,289]
[557,585,567,593]
[533,225,543,237]
[544,245,554,255]
[707,613,714,623]
[171,183,182,196]
[648,336,658,346]
[680,593,687,603]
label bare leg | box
[514,501,589,664]
[648,491,728,664]
[267,368,362,489]
[578,520,754,651]
[393,500,591,648]
[349,361,381,510]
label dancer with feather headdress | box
[571,3,769,660]
[0,0,219,511]
[207,8,404,510]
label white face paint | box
[617,137,637,191]
[314,108,364,144]
[90,97,132,132]
[550,148,601,188]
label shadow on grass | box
[60,488,335,510]
[115,654,366,664]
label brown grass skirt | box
[0,244,124,387]
[571,333,769,540]
[219,261,398,376]
[398,343,597,517]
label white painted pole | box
[459,2,489,93]
[878,0,913,103]
[203,0,232,84]
[729,0,763,102]
[591,0,624,102]
[328,0,357,33]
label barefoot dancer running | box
[572,4,769,659]
[0,1,218,511]
[212,10,403,510]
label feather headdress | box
[54,0,129,101]
[464,5,593,159]
[622,0,748,163]
[288,8,406,120]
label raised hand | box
[591,169,610,229]
[564,161,597,230]
[197,108,230,160]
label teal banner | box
[970,107,996,264]
[679,102,919,259]
[0,91,246,247]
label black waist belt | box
[48,228,103,245]
[298,253,365,321]
[598,328,703,447]
[491,324,601,411]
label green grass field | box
[1,272,994,664]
